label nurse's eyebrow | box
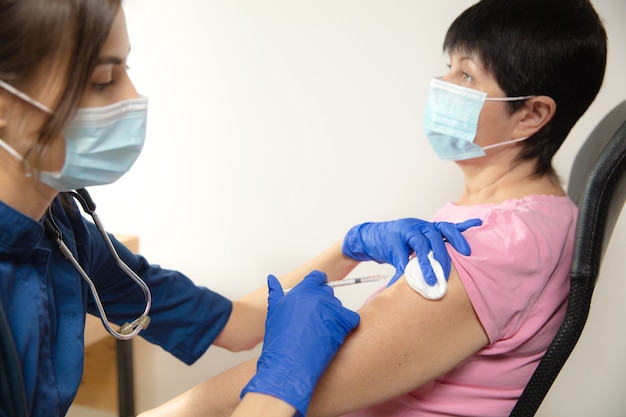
[95,56,124,65]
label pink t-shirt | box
[343,195,577,417]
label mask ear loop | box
[0,138,24,161]
[480,95,534,151]
[485,95,535,102]
[0,79,53,114]
[0,79,53,179]
[0,138,34,175]
[481,136,530,151]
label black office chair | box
[509,99,626,417]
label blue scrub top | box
[0,196,233,417]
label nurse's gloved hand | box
[343,218,482,286]
[241,271,360,417]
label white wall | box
[89,0,626,414]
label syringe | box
[328,274,390,288]
[285,274,390,293]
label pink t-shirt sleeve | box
[432,196,576,345]
[344,196,577,417]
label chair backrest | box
[510,99,626,417]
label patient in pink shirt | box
[344,195,577,416]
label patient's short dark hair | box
[443,0,607,177]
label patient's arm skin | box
[231,393,297,417]
[139,265,489,417]
[307,266,488,416]
[211,241,358,352]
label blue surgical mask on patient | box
[0,79,148,191]
[423,77,533,161]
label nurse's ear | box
[512,96,556,138]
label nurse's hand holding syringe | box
[239,271,359,417]
[284,274,390,293]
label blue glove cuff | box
[241,371,307,416]
[343,222,373,261]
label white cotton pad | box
[404,252,447,300]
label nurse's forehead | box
[97,9,131,62]
[96,44,131,66]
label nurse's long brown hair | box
[0,0,121,171]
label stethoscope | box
[43,188,152,341]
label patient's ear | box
[513,96,556,138]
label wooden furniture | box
[71,235,139,417]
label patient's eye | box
[462,72,474,83]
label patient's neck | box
[455,158,564,206]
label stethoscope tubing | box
[44,188,152,340]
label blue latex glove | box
[240,271,360,416]
[343,218,482,286]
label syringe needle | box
[328,275,390,288]
[284,274,390,293]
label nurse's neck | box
[0,162,57,220]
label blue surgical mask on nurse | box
[0,79,148,192]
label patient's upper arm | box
[307,265,489,417]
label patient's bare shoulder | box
[306,266,488,416]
